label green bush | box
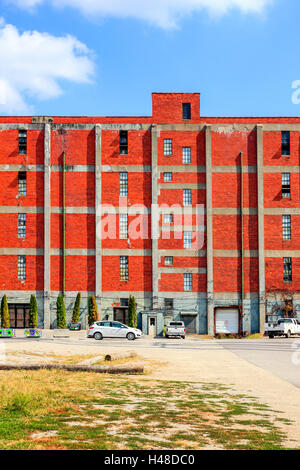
[88,296,99,326]
[1,295,10,329]
[72,292,81,324]
[128,295,137,328]
[29,294,38,328]
[56,295,67,329]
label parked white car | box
[265,318,300,338]
[88,321,142,341]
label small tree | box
[72,292,81,324]
[56,295,67,329]
[88,296,99,326]
[29,294,38,328]
[1,295,10,329]
[128,295,137,328]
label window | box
[282,131,290,156]
[164,139,172,156]
[120,256,129,281]
[164,172,172,182]
[18,130,27,155]
[119,130,128,155]
[282,215,291,240]
[18,214,26,238]
[184,273,193,291]
[165,256,173,266]
[18,255,26,280]
[18,171,27,196]
[182,103,191,120]
[120,172,128,197]
[184,231,193,249]
[120,298,129,307]
[282,173,291,198]
[119,214,128,239]
[283,257,292,282]
[164,298,173,310]
[183,189,192,206]
[164,214,173,224]
[182,147,191,164]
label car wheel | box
[269,334,274,339]
[94,332,103,341]
[165,334,169,338]
[286,330,291,338]
[127,332,136,341]
[181,336,185,339]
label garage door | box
[181,316,196,334]
[215,308,239,334]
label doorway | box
[148,316,157,336]
[8,304,30,328]
[113,307,128,325]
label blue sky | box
[0,0,299,117]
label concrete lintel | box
[159,267,207,274]
[102,249,152,257]
[102,165,151,173]
[158,165,206,173]
[51,249,96,256]
[265,250,300,257]
[159,183,206,190]
[51,207,96,214]
[0,207,44,214]
[101,291,152,298]
[0,165,44,172]
[264,208,300,215]
[51,165,95,172]
[159,249,206,257]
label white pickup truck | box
[165,321,186,339]
[265,318,300,338]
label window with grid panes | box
[18,171,27,196]
[164,172,172,182]
[282,173,291,198]
[183,231,193,249]
[119,214,128,239]
[164,139,172,156]
[282,215,291,240]
[18,256,26,280]
[164,256,173,266]
[18,213,26,238]
[283,257,292,282]
[183,189,191,206]
[18,130,27,155]
[120,172,128,197]
[164,214,173,224]
[184,273,192,291]
[120,256,129,281]
[182,147,191,164]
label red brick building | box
[0,92,299,335]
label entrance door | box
[148,317,157,336]
[113,307,128,325]
[8,304,30,328]
[215,308,239,334]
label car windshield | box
[278,319,293,324]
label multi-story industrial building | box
[0,92,299,335]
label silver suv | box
[88,321,142,341]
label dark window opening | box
[120,298,129,307]
[283,257,292,282]
[164,298,174,310]
[18,255,26,280]
[18,130,27,155]
[282,131,290,156]
[182,103,191,120]
[18,171,27,196]
[164,139,173,156]
[282,173,291,198]
[120,130,128,155]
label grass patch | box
[0,370,291,450]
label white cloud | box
[7,0,273,28]
[0,19,94,114]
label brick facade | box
[0,93,299,333]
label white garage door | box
[215,308,239,334]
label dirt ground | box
[1,338,300,448]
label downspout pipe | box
[240,152,244,329]
[62,151,66,298]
